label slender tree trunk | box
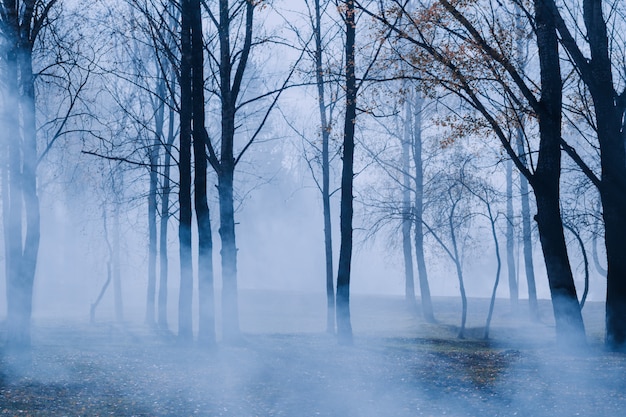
[314,0,335,334]
[158,103,176,330]
[514,4,538,320]
[191,0,216,346]
[448,196,467,339]
[484,203,501,340]
[591,214,607,277]
[412,92,435,323]
[218,167,240,341]
[112,174,124,322]
[178,0,194,342]
[505,159,518,307]
[517,130,539,319]
[401,92,416,310]
[322,152,335,334]
[336,0,356,344]
[91,206,113,323]
[214,0,254,342]
[146,168,158,325]
[145,83,162,326]
[1,111,9,293]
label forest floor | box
[1,292,626,416]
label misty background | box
[0,0,606,333]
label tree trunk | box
[191,0,216,346]
[448,196,467,339]
[484,202,501,340]
[314,0,335,335]
[1,1,60,348]
[505,159,518,307]
[336,0,356,345]
[581,0,626,351]
[218,167,240,342]
[544,0,626,351]
[4,24,28,348]
[214,0,255,343]
[534,0,585,346]
[145,82,162,326]
[5,42,40,349]
[412,92,435,323]
[402,92,416,310]
[158,103,176,330]
[516,129,539,319]
[514,0,538,321]
[112,174,124,322]
[178,0,194,342]
[91,206,113,323]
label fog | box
[1,0,624,415]
[1,133,619,415]
[1,140,566,325]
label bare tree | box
[0,0,68,348]
[359,0,587,346]
[335,0,357,344]
[543,0,626,351]
[202,0,300,341]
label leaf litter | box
[1,297,625,416]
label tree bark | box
[212,0,255,342]
[158,101,176,330]
[2,0,51,349]
[191,0,216,346]
[505,159,518,307]
[112,173,124,322]
[483,198,501,340]
[448,192,467,339]
[412,92,435,323]
[145,78,163,327]
[218,168,240,341]
[313,0,336,335]
[544,0,626,351]
[582,0,626,352]
[402,90,416,310]
[336,0,356,345]
[533,0,585,346]
[516,129,539,319]
[514,0,538,321]
[178,0,194,342]
[4,10,27,348]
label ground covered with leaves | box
[1,295,625,416]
